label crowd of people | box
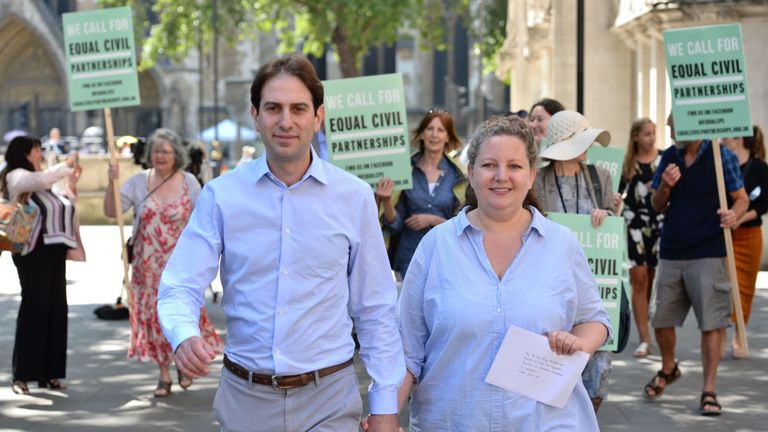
[1,53,765,431]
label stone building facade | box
[0,0,508,157]
[497,0,768,149]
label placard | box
[63,7,140,112]
[664,24,752,140]
[547,213,626,351]
[323,73,412,190]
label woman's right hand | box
[375,177,394,202]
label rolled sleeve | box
[721,146,745,192]
[347,192,405,414]
[158,185,223,351]
[383,195,406,234]
[651,150,672,191]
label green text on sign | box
[63,6,140,112]
[323,73,412,190]
[664,24,752,140]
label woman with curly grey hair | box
[103,128,222,397]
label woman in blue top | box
[396,115,610,431]
[377,109,467,276]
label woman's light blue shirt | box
[399,206,611,431]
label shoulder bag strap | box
[586,164,603,209]
[131,169,177,235]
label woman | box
[104,128,222,397]
[377,109,467,276]
[1,136,81,395]
[619,118,663,358]
[396,115,610,431]
[533,110,614,413]
[529,98,565,149]
[720,125,768,359]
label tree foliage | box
[99,0,507,78]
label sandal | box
[39,379,67,390]
[11,380,29,395]
[643,362,681,400]
[633,342,651,358]
[177,369,193,390]
[153,380,172,398]
[700,391,722,416]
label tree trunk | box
[332,25,360,77]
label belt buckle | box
[271,375,291,390]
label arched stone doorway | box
[0,15,67,137]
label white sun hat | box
[539,110,611,161]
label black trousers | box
[11,239,69,382]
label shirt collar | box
[674,139,711,165]
[250,146,329,186]
[454,205,547,239]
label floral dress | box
[128,182,223,364]
[619,153,664,268]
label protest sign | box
[323,74,412,190]
[587,146,625,194]
[548,213,626,351]
[664,23,753,353]
[664,23,751,140]
[63,7,140,112]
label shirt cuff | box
[168,325,202,353]
[367,389,399,414]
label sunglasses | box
[426,107,451,116]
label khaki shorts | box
[652,257,732,331]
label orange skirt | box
[731,226,762,324]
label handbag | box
[0,196,39,253]
[125,236,135,263]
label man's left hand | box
[364,413,400,432]
[718,208,738,228]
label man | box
[158,55,404,431]
[44,127,68,156]
[644,113,748,416]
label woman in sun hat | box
[534,110,614,227]
[533,110,615,413]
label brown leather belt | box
[223,354,353,390]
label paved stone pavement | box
[1,226,767,431]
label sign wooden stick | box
[711,138,748,355]
[104,107,131,300]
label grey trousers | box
[213,364,362,432]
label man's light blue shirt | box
[158,150,405,413]
[399,207,610,431]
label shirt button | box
[281,268,288,275]
[278,308,285,315]
[275,348,281,355]
[285,228,291,234]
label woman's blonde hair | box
[621,118,654,183]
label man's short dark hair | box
[250,54,324,113]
